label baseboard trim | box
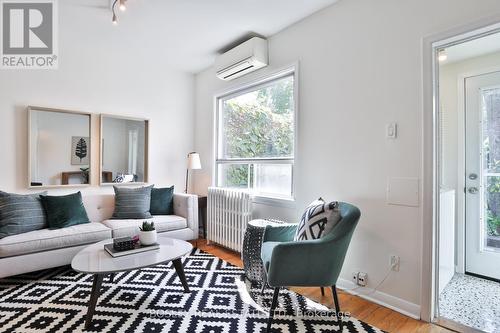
[336,278,421,320]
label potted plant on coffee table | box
[139,221,157,246]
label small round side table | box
[242,219,285,285]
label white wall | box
[0,1,195,195]
[193,0,500,316]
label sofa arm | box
[173,193,198,235]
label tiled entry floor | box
[439,273,500,332]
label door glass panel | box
[482,88,500,250]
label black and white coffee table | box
[71,236,193,330]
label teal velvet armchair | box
[260,202,361,332]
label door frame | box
[421,16,500,323]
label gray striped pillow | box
[0,191,48,239]
[112,185,153,219]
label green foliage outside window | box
[486,175,500,236]
[483,89,500,237]
[221,77,294,187]
[487,210,500,236]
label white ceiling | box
[442,31,500,65]
[69,0,339,73]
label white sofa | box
[0,193,198,278]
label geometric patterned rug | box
[0,248,384,333]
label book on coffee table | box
[104,243,160,257]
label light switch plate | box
[387,177,419,207]
[386,122,397,139]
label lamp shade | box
[187,153,202,170]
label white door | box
[465,71,500,280]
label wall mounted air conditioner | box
[215,37,268,81]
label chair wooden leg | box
[266,287,280,333]
[331,285,343,332]
[320,287,325,296]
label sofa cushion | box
[82,194,114,222]
[150,186,174,215]
[41,192,90,229]
[0,191,47,239]
[112,185,153,219]
[102,215,187,238]
[0,223,111,258]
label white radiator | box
[207,187,252,252]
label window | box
[215,70,296,200]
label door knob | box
[468,187,479,194]
[468,173,478,180]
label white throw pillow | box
[294,198,341,241]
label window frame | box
[213,65,298,204]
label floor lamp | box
[185,152,201,193]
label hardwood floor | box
[190,239,454,333]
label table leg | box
[172,258,190,293]
[85,274,104,330]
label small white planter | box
[139,230,157,246]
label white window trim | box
[212,64,299,204]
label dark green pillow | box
[0,191,48,238]
[150,186,174,215]
[40,192,90,229]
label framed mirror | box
[100,115,149,185]
[28,106,92,188]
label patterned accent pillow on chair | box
[294,198,341,241]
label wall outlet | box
[352,272,359,284]
[358,272,367,286]
[390,255,400,271]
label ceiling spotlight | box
[112,12,118,25]
[438,49,447,62]
[119,0,126,11]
